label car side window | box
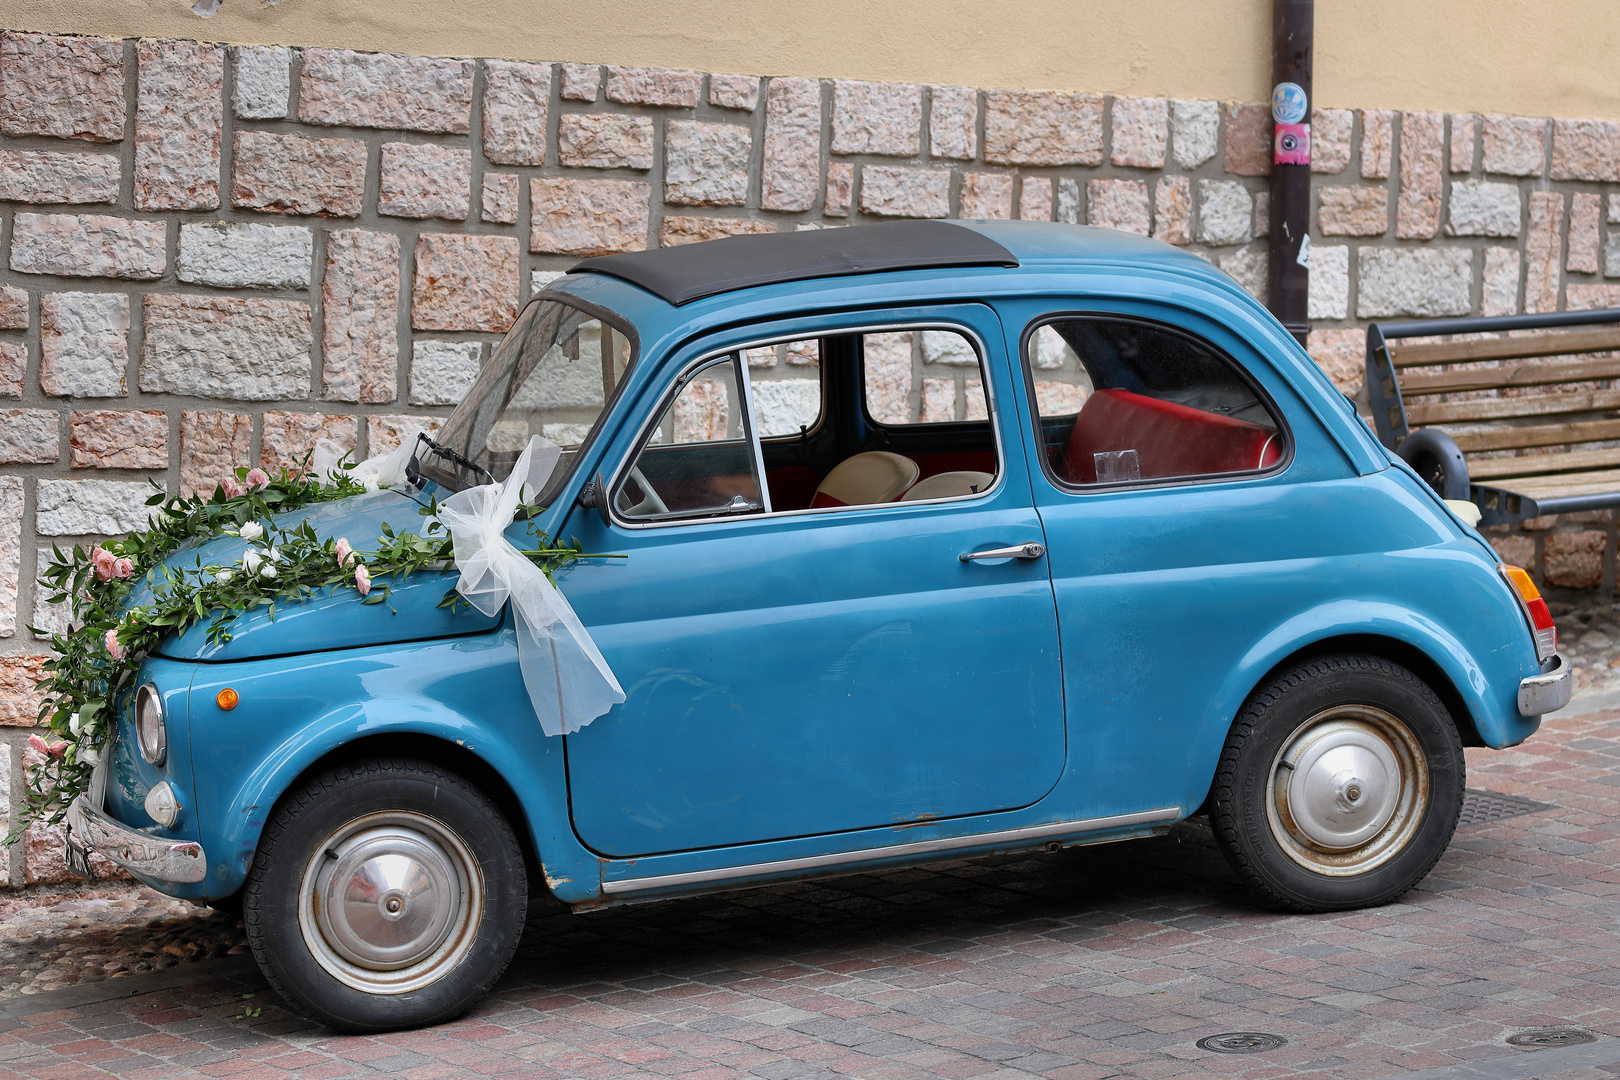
[1024,317,1283,487]
[862,330,991,426]
[746,337,823,439]
[613,354,765,521]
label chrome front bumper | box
[1518,652,1572,718]
[66,794,208,884]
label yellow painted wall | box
[4,0,1618,120]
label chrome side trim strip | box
[600,807,1182,896]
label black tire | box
[243,757,527,1032]
[1209,654,1464,912]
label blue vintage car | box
[67,221,1569,1031]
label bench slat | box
[1388,326,1620,367]
[1451,419,1620,453]
[1486,467,1620,501]
[1408,389,1620,425]
[1399,357,1620,396]
[1469,448,1620,480]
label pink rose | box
[354,564,371,597]
[334,538,354,568]
[91,546,116,582]
[221,476,245,499]
[112,557,135,580]
[29,734,69,758]
[245,468,270,491]
[104,628,124,660]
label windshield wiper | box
[406,433,496,493]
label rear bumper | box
[66,794,208,884]
[1518,652,1572,718]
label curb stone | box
[0,954,261,1024]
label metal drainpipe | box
[1268,0,1313,346]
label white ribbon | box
[312,431,420,491]
[434,437,626,736]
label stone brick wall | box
[3,28,1620,884]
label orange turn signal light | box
[216,688,239,711]
[1501,564,1557,661]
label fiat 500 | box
[66,221,1569,1031]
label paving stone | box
[482,59,550,166]
[231,131,368,217]
[412,233,519,332]
[823,162,852,217]
[762,77,822,212]
[1020,176,1053,222]
[133,39,222,211]
[605,66,702,107]
[1483,114,1547,176]
[709,73,759,110]
[1111,96,1168,169]
[1482,245,1522,316]
[1196,179,1251,245]
[832,80,920,157]
[410,340,482,406]
[260,410,356,476]
[0,341,23,398]
[299,47,473,133]
[1525,190,1563,314]
[1152,176,1190,244]
[232,44,290,119]
[35,479,153,535]
[860,166,949,218]
[10,214,165,280]
[1361,108,1395,178]
[660,215,777,246]
[377,142,471,220]
[1357,247,1473,317]
[1223,102,1271,176]
[1307,244,1350,321]
[482,173,518,224]
[1569,191,1602,274]
[1088,178,1149,236]
[140,294,312,400]
[557,113,654,169]
[0,150,119,204]
[984,89,1103,166]
[69,409,166,469]
[664,121,752,206]
[177,222,313,289]
[1317,186,1389,235]
[1312,107,1353,173]
[929,85,977,160]
[0,32,125,142]
[559,62,599,101]
[530,177,650,255]
[957,173,1013,220]
[39,291,128,398]
[0,409,58,464]
[1397,110,1445,239]
[1171,99,1219,168]
[322,228,399,404]
[179,410,252,497]
[1448,180,1522,237]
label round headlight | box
[136,684,166,765]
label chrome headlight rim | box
[135,683,166,766]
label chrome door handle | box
[960,542,1045,562]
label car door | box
[552,303,1067,857]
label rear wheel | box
[244,758,526,1032]
[1210,654,1464,912]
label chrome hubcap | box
[299,811,481,994]
[1267,706,1429,876]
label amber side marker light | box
[216,688,239,711]
[1501,564,1557,662]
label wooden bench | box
[1366,309,1620,526]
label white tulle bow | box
[311,431,420,491]
[433,437,626,736]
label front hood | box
[147,488,501,662]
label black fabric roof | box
[569,220,1019,306]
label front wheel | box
[1209,654,1464,912]
[244,758,527,1032]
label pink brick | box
[1448,113,1478,173]
[1318,187,1389,235]
[69,409,167,469]
[0,150,119,204]
[323,229,399,404]
[0,409,58,464]
[412,233,519,332]
[0,32,125,142]
[1020,177,1053,221]
[1552,118,1620,182]
[1111,97,1168,169]
[1544,531,1606,589]
[761,78,822,212]
[179,410,252,497]
[482,59,549,166]
[1524,191,1563,314]
[832,81,921,157]
[957,173,1013,220]
[860,166,949,218]
[1305,327,1364,397]
[1312,107,1353,174]
[560,63,599,101]
[530,177,650,256]
[1568,282,1620,310]
[1569,192,1601,274]
[0,654,46,725]
[10,213,165,279]
[1361,109,1395,178]
[660,216,777,247]
[1087,179,1150,235]
[0,341,23,398]
[1396,111,1444,239]
[1152,176,1191,245]
[378,142,471,220]
[558,114,654,169]
[482,173,518,224]
[1223,102,1270,176]
[367,414,442,456]
[664,121,752,206]
[709,73,759,111]
[824,162,852,217]
[299,48,473,133]
[605,66,702,107]
[232,131,367,217]
[133,39,222,211]
[929,85,977,160]
[261,411,357,476]
[984,89,1103,165]
[0,285,26,330]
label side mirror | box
[576,472,611,527]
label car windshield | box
[430,297,637,499]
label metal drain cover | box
[1197,1032,1287,1054]
[1506,1028,1595,1049]
[1458,788,1555,827]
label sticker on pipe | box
[1274,123,1310,166]
[1271,82,1308,124]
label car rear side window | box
[1024,317,1284,487]
[862,330,991,426]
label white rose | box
[239,522,265,541]
[79,744,100,766]
[214,569,234,584]
[260,564,277,579]
[68,712,82,737]
[241,551,263,575]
